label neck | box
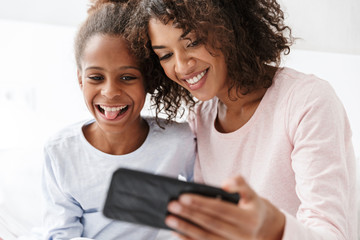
[215,66,277,133]
[215,87,267,133]
[83,118,149,155]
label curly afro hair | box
[126,0,293,121]
[75,0,156,95]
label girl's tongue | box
[104,110,120,120]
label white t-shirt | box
[42,117,196,240]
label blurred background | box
[0,0,359,239]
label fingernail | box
[166,217,178,228]
[168,202,182,213]
[179,195,192,205]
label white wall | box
[0,0,88,27]
[280,0,360,54]
[1,0,359,54]
[0,20,90,150]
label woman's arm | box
[165,80,357,240]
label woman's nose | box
[174,51,195,75]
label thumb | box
[222,175,256,204]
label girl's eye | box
[88,75,104,81]
[121,76,137,81]
[159,53,173,61]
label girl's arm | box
[42,148,83,239]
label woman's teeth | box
[185,70,206,85]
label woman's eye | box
[188,39,200,47]
[88,75,103,81]
[159,53,173,61]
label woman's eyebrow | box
[152,45,165,50]
[152,29,192,50]
[180,29,191,39]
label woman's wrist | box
[258,198,285,240]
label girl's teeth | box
[100,105,126,112]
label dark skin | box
[83,118,149,155]
[215,87,267,133]
[78,35,150,156]
[216,66,277,133]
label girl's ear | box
[77,69,83,89]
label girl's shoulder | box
[44,119,93,148]
[145,116,195,139]
[187,98,218,126]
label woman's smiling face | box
[148,19,229,101]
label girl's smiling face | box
[148,19,229,101]
[77,34,146,134]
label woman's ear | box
[77,69,83,89]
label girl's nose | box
[101,80,121,99]
[174,51,195,75]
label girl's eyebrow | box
[152,29,192,50]
[85,66,141,71]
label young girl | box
[127,0,358,239]
[41,1,195,239]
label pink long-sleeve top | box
[189,67,357,239]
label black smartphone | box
[102,168,240,230]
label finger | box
[177,191,257,226]
[166,215,225,240]
[222,175,257,204]
[176,194,241,225]
[167,201,246,239]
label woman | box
[127,0,357,239]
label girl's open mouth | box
[97,104,129,120]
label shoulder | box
[146,116,193,135]
[274,68,348,132]
[44,119,92,150]
[193,98,217,114]
[272,67,338,107]
[145,116,195,142]
[275,67,334,95]
[188,98,217,122]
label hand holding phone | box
[103,168,240,230]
